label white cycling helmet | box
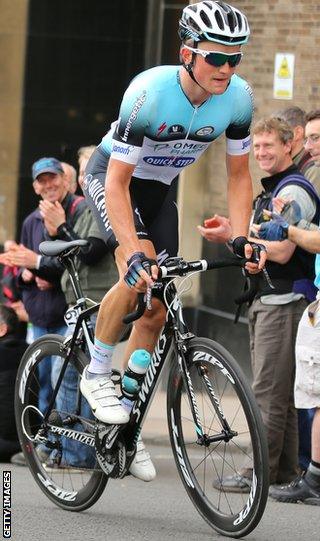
[179,1,250,46]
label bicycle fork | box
[177,345,238,446]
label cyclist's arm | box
[226,153,252,239]
[247,236,296,264]
[286,226,320,254]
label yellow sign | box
[277,57,291,79]
[273,53,295,100]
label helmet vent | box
[190,20,202,33]
[200,10,213,28]
[227,11,236,32]
[203,1,214,9]
[236,12,242,31]
[214,10,225,30]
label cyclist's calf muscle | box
[122,298,166,369]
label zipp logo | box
[233,472,257,525]
[37,473,77,501]
[193,351,235,383]
[170,409,194,488]
[19,349,42,403]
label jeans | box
[33,324,68,415]
[298,408,316,471]
[51,326,95,467]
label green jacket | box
[61,207,118,304]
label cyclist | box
[80,1,265,482]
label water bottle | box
[121,349,151,413]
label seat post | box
[59,252,85,303]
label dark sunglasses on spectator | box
[184,45,243,68]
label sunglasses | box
[184,45,243,68]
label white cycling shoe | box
[80,367,129,425]
[129,436,156,482]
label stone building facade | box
[179,0,320,294]
[0,0,319,367]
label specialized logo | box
[131,331,167,422]
[168,125,184,134]
[122,91,147,142]
[157,122,167,135]
[195,126,214,136]
[143,156,195,168]
[49,425,95,447]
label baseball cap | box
[32,157,64,180]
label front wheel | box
[15,334,107,511]
[167,337,269,538]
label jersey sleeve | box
[225,80,254,156]
[110,79,152,165]
[277,185,316,222]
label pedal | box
[111,368,122,386]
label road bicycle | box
[15,239,269,538]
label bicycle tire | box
[167,337,269,538]
[15,334,108,511]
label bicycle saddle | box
[39,239,88,256]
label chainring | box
[95,423,127,478]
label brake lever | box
[251,246,275,289]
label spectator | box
[0,304,28,462]
[61,162,78,194]
[272,107,320,472]
[6,157,86,418]
[0,240,29,339]
[77,146,96,189]
[203,117,320,489]
[251,111,320,503]
[274,106,320,194]
[49,146,117,468]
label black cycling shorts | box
[82,145,179,266]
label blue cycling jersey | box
[101,65,254,185]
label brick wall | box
[179,0,320,305]
[200,0,320,216]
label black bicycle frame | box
[38,242,248,460]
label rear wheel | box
[167,338,269,538]
[15,334,107,511]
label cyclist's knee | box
[136,299,166,332]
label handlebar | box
[122,256,245,324]
[123,293,147,325]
